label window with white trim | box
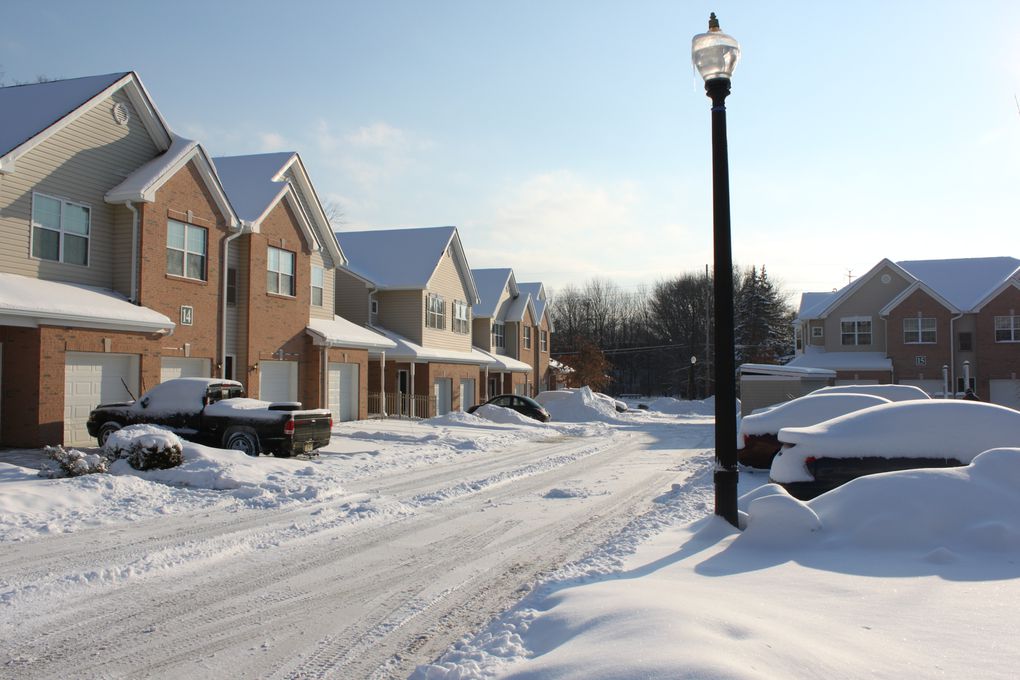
[903,317,936,344]
[267,246,295,296]
[811,326,824,339]
[840,317,872,346]
[31,192,90,266]
[995,315,1020,342]
[226,268,238,306]
[311,265,324,306]
[523,325,532,349]
[426,293,445,329]
[371,299,379,316]
[492,322,505,349]
[452,300,470,334]
[540,329,548,352]
[167,219,207,281]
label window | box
[452,300,470,334]
[371,299,379,315]
[492,322,505,349]
[523,325,532,349]
[311,266,324,306]
[811,326,824,339]
[541,329,548,352]
[31,193,90,265]
[903,317,936,344]
[426,293,445,329]
[224,355,235,381]
[226,268,237,306]
[958,332,972,352]
[167,220,207,280]
[995,315,1020,343]
[840,317,872,346]
[267,246,295,296]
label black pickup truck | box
[86,378,332,457]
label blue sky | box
[3,1,1019,301]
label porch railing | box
[368,392,435,419]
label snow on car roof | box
[740,393,890,436]
[771,401,1020,483]
[809,384,931,401]
[136,378,242,413]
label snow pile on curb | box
[105,424,184,470]
[472,404,546,426]
[538,387,623,423]
[647,395,739,416]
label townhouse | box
[0,73,392,448]
[333,226,490,417]
[471,268,535,398]
[516,281,555,392]
[785,257,1020,409]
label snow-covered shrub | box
[38,445,109,478]
[104,425,184,471]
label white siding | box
[225,238,249,374]
[309,250,335,320]
[334,267,370,325]
[422,249,473,352]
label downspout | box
[321,345,329,412]
[949,312,963,398]
[123,201,139,302]
[221,222,249,378]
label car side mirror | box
[140,397,150,409]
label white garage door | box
[434,378,453,416]
[900,379,945,398]
[327,362,359,422]
[260,360,298,403]
[460,378,475,412]
[990,380,1020,410]
[64,352,139,446]
[160,357,212,383]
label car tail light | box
[284,419,295,436]
[329,416,334,429]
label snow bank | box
[472,404,546,426]
[536,387,622,423]
[646,394,738,416]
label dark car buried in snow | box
[467,394,551,422]
[87,378,332,457]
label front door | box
[434,378,453,416]
[460,378,475,411]
[398,369,410,415]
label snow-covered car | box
[770,400,1020,499]
[467,394,550,422]
[86,378,332,457]
[596,393,628,412]
[738,393,890,469]
[807,384,932,402]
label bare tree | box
[322,199,346,228]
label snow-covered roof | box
[517,282,551,329]
[898,257,1020,311]
[504,293,536,324]
[738,363,836,379]
[336,227,479,302]
[306,316,397,350]
[786,349,892,372]
[369,325,493,365]
[0,273,173,333]
[476,349,532,373]
[472,268,516,318]
[213,153,294,225]
[106,135,238,227]
[0,72,172,174]
[796,291,835,320]
[549,358,575,373]
[1,72,127,157]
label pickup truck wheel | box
[225,432,259,457]
[97,422,121,448]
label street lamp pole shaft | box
[707,77,739,527]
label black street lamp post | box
[692,13,741,527]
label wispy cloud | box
[258,131,290,152]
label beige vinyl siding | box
[823,265,911,353]
[376,289,424,343]
[334,267,370,325]
[472,317,491,351]
[309,250,335,319]
[225,238,249,366]
[505,321,520,357]
[422,249,473,352]
[110,203,135,297]
[0,89,160,288]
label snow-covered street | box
[0,404,713,679]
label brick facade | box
[975,286,1020,399]
[885,289,953,384]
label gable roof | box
[504,292,537,324]
[336,226,479,302]
[472,268,516,318]
[518,282,552,330]
[213,152,344,264]
[879,280,961,316]
[0,72,172,173]
[897,257,1020,311]
[105,134,238,228]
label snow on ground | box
[416,448,1020,680]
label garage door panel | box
[260,361,298,403]
[161,357,212,383]
[328,362,359,422]
[64,353,139,446]
[990,380,1020,410]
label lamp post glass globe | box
[691,12,740,82]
